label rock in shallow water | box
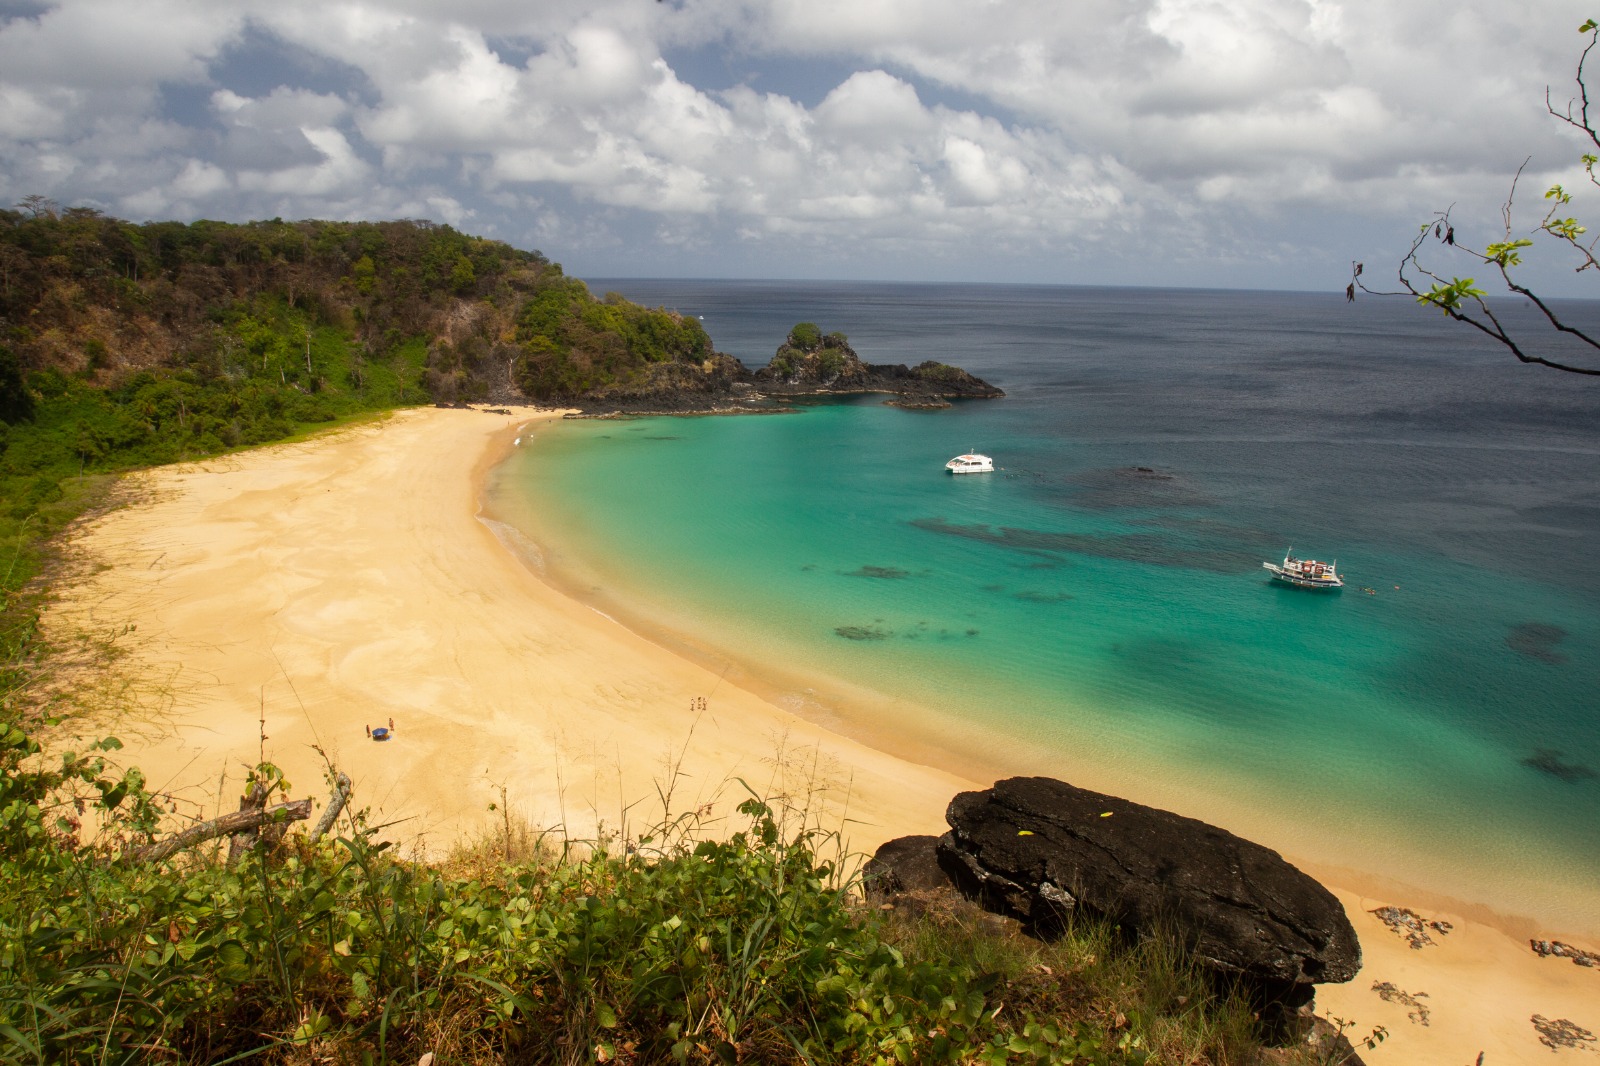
[931,777,1361,1006]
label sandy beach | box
[42,406,1600,1063]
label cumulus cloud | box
[0,0,1593,287]
[0,0,235,89]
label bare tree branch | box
[1352,21,1600,376]
[309,773,352,844]
[125,799,312,864]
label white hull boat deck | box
[946,453,994,474]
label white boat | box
[1263,550,1343,590]
[945,453,994,474]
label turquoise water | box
[487,283,1600,932]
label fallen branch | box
[227,780,269,864]
[310,773,352,844]
[127,799,312,864]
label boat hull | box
[1268,574,1343,590]
[945,453,994,474]
[1263,563,1343,590]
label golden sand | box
[42,406,1600,1063]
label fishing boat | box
[1263,550,1343,590]
[945,453,994,474]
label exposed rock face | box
[933,777,1361,1007]
[568,354,766,414]
[861,835,1024,935]
[863,834,951,896]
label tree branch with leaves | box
[1350,19,1600,376]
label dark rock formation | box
[753,328,1003,402]
[862,834,1023,934]
[567,354,771,415]
[863,834,951,896]
[1369,905,1452,949]
[1531,938,1600,969]
[566,325,1001,416]
[930,777,1360,1010]
[1533,1015,1597,1051]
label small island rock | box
[567,322,1003,415]
[754,324,1004,401]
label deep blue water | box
[491,281,1600,930]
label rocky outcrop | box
[566,354,771,415]
[753,328,1003,402]
[1531,938,1600,969]
[863,834,952,896]
[866,815,1370,1054]
[861,835,1024,935]
[565,324,1002,415]
[932,778,1361,1010]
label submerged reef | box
[1521,748,1597,782]
[834,625,892,641]
[1504,622,1569,664]
[844,565,914,580]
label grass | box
[875,891,1265,1066]
[0,699,1317,1066]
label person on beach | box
[365,724,371,738]
[388,716,395,733]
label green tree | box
[350,254,377,296]
[1352,19,1600,375]
[449,252,476,294]
[788,322,822,349]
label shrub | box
[787,322,822,350]
[0,740,1196,1064]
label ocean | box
[484,281,1600,933]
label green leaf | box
[1418,277,1485,312]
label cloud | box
[0,0,1594,289]
[815,70,931,139]
[0,0,235,89]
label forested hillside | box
[0,206,711,695]
[0,204,711,452]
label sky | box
[2,0,1599,293]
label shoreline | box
[485,423,1600,945]
[43,407,975,852]
[41,406,1600,1064]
